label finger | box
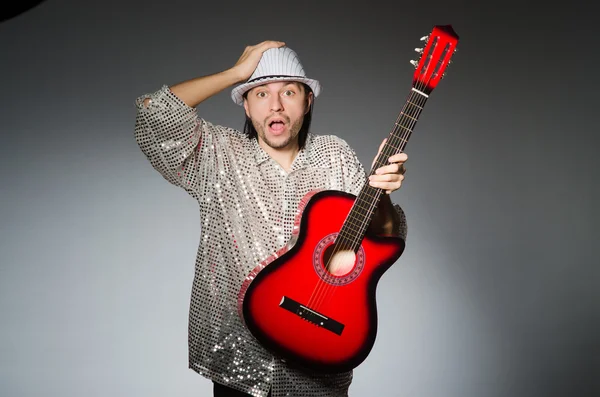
[377,138,387,154]
[258,40,285,50]
[372,139,388,169]
[368,179,402,193]
[369,177,403,187]
[375,163,401,175]
[388,152,408,163]
[375,163,406,175]
[370,173,404,183]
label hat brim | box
[231,76,321,106]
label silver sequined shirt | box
[133,85,407,397]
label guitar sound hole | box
[322,244,356,277]
[313,233,365,286]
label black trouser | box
[213,381,272,396]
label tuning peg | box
[410,60,418,68]
[420,35,429,42]
[414,47,423,53]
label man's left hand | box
[368,138,407,195]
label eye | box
[256,91,267,98]
[282,89,295,97]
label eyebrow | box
[282,82,303,91]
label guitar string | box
[307,88,427,312]
[306,87,426,310]
[306,55,436,312]
[306,72,430,309]
[310,44,444,310]
[316,89,427,312]
[315,55,438,309]
[345,39,450,262]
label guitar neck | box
[370,87,428,173]
[336,87,429,250]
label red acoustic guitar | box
[238,25,459,373]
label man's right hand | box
[231,40,286,83]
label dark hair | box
[242,83,314,150]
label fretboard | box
[335,88,429,251]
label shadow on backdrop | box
[1,0,47,23]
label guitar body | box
[238,189,405,373]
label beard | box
[252,115,304,150]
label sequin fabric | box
[133,85,407,397]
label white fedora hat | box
[231,46,322,106]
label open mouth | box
[268,120,286,133]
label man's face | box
[243,81,313,151]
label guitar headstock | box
[411,25,459,95]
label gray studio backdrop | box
[0,1,597,396]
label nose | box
[269,95,283,112]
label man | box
[134,40,408,397]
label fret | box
[393,122,412,132]
[355,200,376,219]
[405,99,425,110]
[341,204,376,232]
[384,138,408,152]
[406,100,423,109]
[348,204,368,217]
[341,192,383,241]
[400,112,417,121]
[344,215,369,232]
[345,219,366,234]
[358,192,379,205]
[396,137,409,144]
[354,189,380,205]
[348,205,371,218]
[342,221,369,241]
[337,223,358,241]
[343,217,372,238]
[405,108,421,117]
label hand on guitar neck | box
[367,138,407,236]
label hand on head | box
[232,40,286,83]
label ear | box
[243,98,250,118]
[305,91,314,114]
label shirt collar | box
[252,138,270,165]
[252,134,316,172]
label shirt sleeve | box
[338,138,407,241]
[133,84,204,193]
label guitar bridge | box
[279,296,344,336]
